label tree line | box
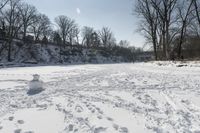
[0,0,138,62]
[135,0,200,60]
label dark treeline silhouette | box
[135,0,200,60]
[0,0,140,63]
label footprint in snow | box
[24,131,34,133]
[85,104,91,109]
[88,106,92,110]
[193,130,200,133]
[85,117,89,121]
[75,105,83,113]
[67,101,74,108]
[94,127,107,133]
[181,99,190,105]
[106,117,114,121]
[95,107,100,111]
[17,120,24,124]
[8,116,14,121]
[14,129,22,133]
[143,81,147,84]
[119,127,129,133]
[97,115,103,119]
[0,126,3,130]
[95,108,104,114]
[91,109,96,113]
[113,124,119,130]
[68,124,74,131]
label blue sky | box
[26,0,145,47]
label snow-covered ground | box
[0,63,200,133]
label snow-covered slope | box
[0,63,200,133]
[0,43,131,64]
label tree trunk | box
[178,25,185,58]
[7,40,11,62]
[162,23,167,60]
[166,22,170,60]
[23,26,27,42]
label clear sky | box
[26,0,145,47]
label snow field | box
[0,63,200,133]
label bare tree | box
[150,0,178,59]
[2,0,22,61]
[81,26,94,47]
[18,3,37,41]
[135,0,159,60]
[52,31,61,44]
[176,0,194,58]
[193,0,200,26]
[99,27,116,48]
[135,0,178,60]
[68,23,79,45]
[91,32,100,48]
[31,13,51,42]
[119,40,129,48]
[0,0,9,11]
[188,17,200,37]
[55,15,76,45]
[73,26,80,45]
[81,27,100,48]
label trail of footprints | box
[55,97,129,133]
[0,116,34,133]
[85,102,129,133]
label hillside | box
[0,41,134,65]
